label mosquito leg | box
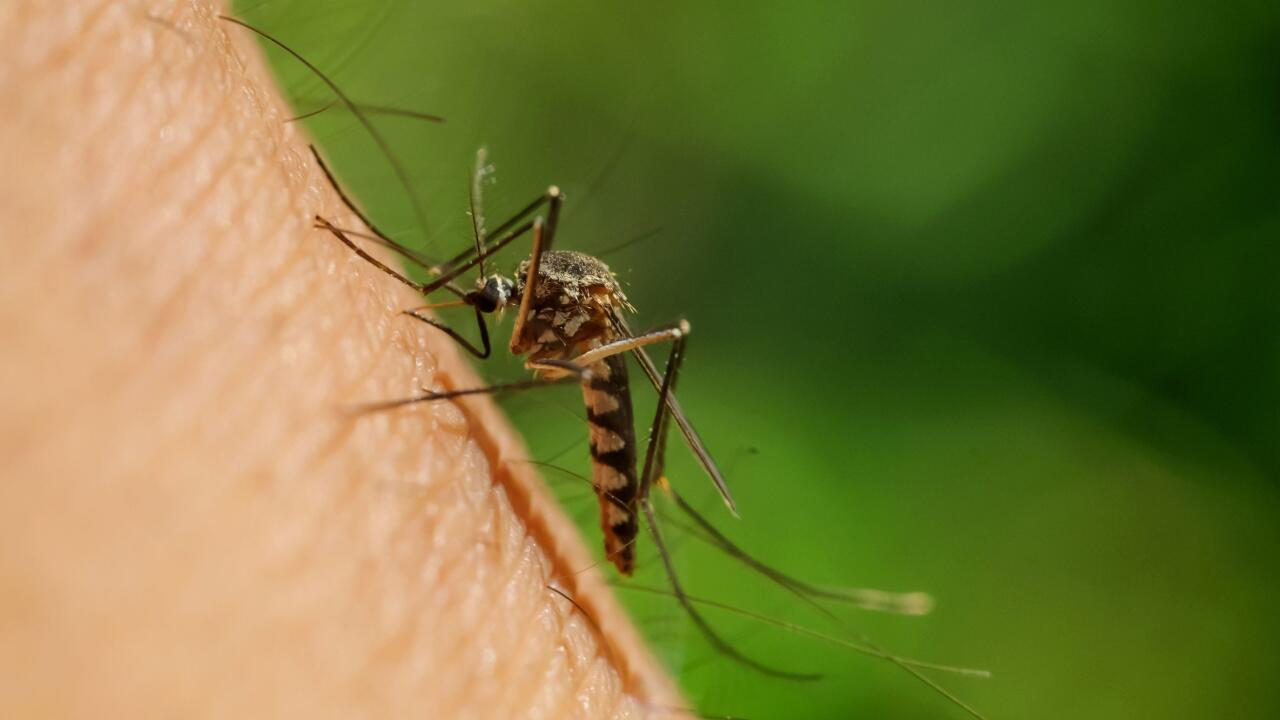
[330,209,542,360]
[570,321,689,368]
[419,217,538,295]
[291,99,445,124]
[349,373,582,414]
[610,313,737,515]
[220,16,431,236]
[514,320,691,384]
[439,186,563,275]
[402,306,492,359]
[634,333,819,680]
[640,484,819,676]
[310,145,445,273]
[314,212,529,303]
[393,182,562,310]
[312,145,469,288]
[313,215,430,293]
[309,143,393,248]
[288,100,337,123]
[321,224,442,276]
[508,215,550,352]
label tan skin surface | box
[0,1,689,717]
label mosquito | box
[222,15,990,717]
[226,17,734,580]
[310,147,821,681]
[311,150,996,707]
[219,12,775,672]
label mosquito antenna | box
[219,16,435,244]
[469,148,490,279]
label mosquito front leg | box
[314,216,497,358]
[313,215,431,294]
[403,306,492,359]
[310,146,406,262]
[439,185,563,275]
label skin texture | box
[0,1,688,717]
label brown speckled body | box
[511,251,640,574]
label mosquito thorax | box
[468,274,516,313]
[516,250,634,312]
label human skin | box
[0,1,687,718]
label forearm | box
[0,1,679,717]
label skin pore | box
[0,1,686,717]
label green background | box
[237,1,1280,717]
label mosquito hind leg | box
[634,333,819,680]
[569,320,690,369]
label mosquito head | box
[467,274,516,313]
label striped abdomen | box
[583,353,639,575]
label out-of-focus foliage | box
[239,1,1280,717]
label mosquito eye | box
[464,289,497,313]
